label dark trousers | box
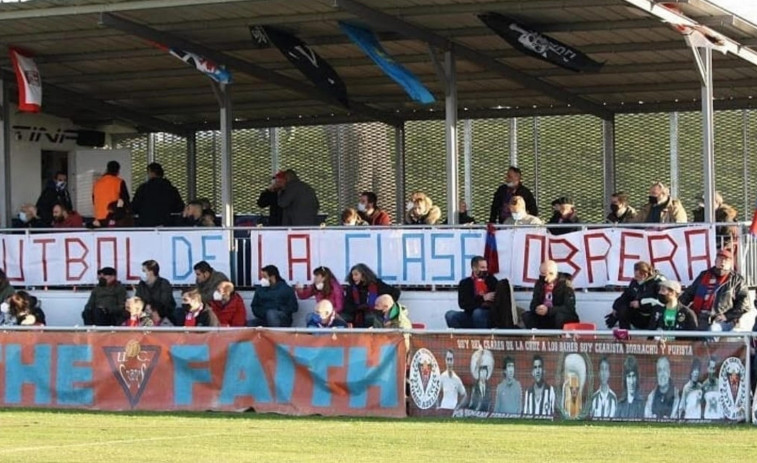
[84,308,122,326]
[445,308,491,329]
[616,306,653,330]
[249,310,292,328]
[522,311,579,330]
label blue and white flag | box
[168,48,231,84]
[339,22,434,104]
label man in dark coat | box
[131,162,184,226]
[257,171,284,226]
[278,169,320,226]
[489,166,538,224]
[523,260,579,329]
[445,256,498,329]
[36,171,72,226]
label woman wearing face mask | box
[135,260,177,324]
[249,265,298,327]
[404,192,442,225]
[343,263,401,328]
[210,281,247,327]
[181,289,220,327]
[295,266,344,313]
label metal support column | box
[212,82,234,229]
[509,118,518,167]
[670,112,679,199]
[533,116,540,205]
[689,44,716,222]
[186,131,197,201]
[743,110,750,221]
[270,127,279,173]
[395,123,406,222]
[602,116,616,214]
[463,119,473,210]
[147,132,156,164]
[444,48,459,225]
[0,78,9,227]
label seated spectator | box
[632,181,687,224]
[36,171,72,226]
[606,192,637,224]
[18,291,46,325]
[503,196,543,226]
[357,191,391,226]
[210,281,247,327]
[548,196,581,235]
[693,192,739,251]
[341,207,366,226]
[649,280,697,332]
[124,297,154,327]
[678,249,754,331]
[92,199,134,228]
[343,263,400,328]
[257,171,285,226]
[181,200,204,226]
[295,266,344,313]
[523,260,579,329]
[181,288,220,327]
[135,260,177,325]
[458,201,476,225]
[405,192,442,225]
[0,269,14,303]
[306,299,348,329]
[489,165,538,224]
[81,267,127,326]
[52,202,84,228]
[15,204,47,228]
[605,261,665,330]
[375,294,412,329]
[446,256,498,329]
[249,265,298,327]
[193,260,229,305]
[150,308,174,326]
[200,209,218,227]
[1,292,42,326]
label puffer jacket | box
[612,271,666,316]
[679,268,752,323]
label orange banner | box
[0,330,406,417]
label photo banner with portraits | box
[407,334,748,423]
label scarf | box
[383,303,400,323]
[351,282,379,309]
[184,309,200,327]
[127,316,140,327]
[473,273,488,296]
[691,269,728,313]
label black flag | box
[250,25,349,107]
[478,12,603,73]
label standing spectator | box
[92,199,133,228]
[135,260,176,325]
[81,267,127,326]
[606,192,637,224]
[193,261,229,305]
[124,297,154,327]
[181,289,220,327]
[357,191,391,226]
[605,261,665,330]
[632,181,687,224]
[131,162,184,227]
[693,192,739,250]
[489,166,538,224]
[295,266,344,313]
[649,280,697,332]
[210,281,247,327]
[36,171,72,226]
[307,299,348,328]
[0,269,15,303]
[678,249,754,331]
[52,202,84,228]
[503,196,543,226]
[93,160,130,223]
[341,207,366,226]
[523,260,580,329]
[249,265,298,327]
[405,192,442,225]
[278,169,320,226]
[445,256,497,329]
[257,171,285,226]
[343,263,401,328]
[547,196,581,235]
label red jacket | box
[362,208,391,226]
[210,292,247,327]
[53,211,84,228]
[296,277,345,313]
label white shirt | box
[439,370,466,409]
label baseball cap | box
[98,267,116,276]
[272,170,286,180]
[658,279,681,294]
[717,249,733,259]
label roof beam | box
[98,12,402,127]
[335,0,613,120]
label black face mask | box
[182,303,192,312]
[98,278,107,287]
[658,294,672,305]
[648,196,659,205]
[477,271,488,278]
[610,204,620,214]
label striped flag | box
[484,223,500,274]
[9,47,42,113]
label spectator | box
[200,209,218,227]
[132,162,184,227]
[357,191,391,226]
[343,263,400,328]
[249,265,298,327]
[445,256,497,329]
[52,202,84,228]
[181,200,203,226]
[644,356,680,419]
[605,261,665,330]
[92,199,134,228]
[124,297,154,327]
[0,269,15,303]
[503,196,543,226]
[489,166,538,224]
[693,192,739,250]
[210,281,247,327]
[82,267,127,326]
[18,291,46,325]
[457,201,476,225]
[181,288,220,327]
[493,356,522,415]
[649,279,697,332]
[307,299,348,328]
[93,160,130,223]
[405,192,442,225]
[547,196,581,235]
[150,308,174,326]
[1,292,42,326]
[36,171,72,226]
[616,356,644,419]
[341,207,366,226]
[135,260,177,325]
[193,261,229,305]
[523,260,579,329]
[606,192,637,224]
[678,249,754,331]
[632,181,687,224]
[295,266,344,313]
[15,204,47,228]
[278,169,320,226]
[375,293,412,329]
[257,171,285,226]
[523,354,555,416]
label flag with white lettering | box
[9,47,42,112]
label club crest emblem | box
[718,357,746,421]
[103,340,161,408]
[409,348,441,409]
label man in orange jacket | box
[93,160,130,222]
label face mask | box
[357,203,367,212]
[0,302,8,314]
[610,204,620,214]
[697,202,705,209]
[18,212,27,223]
[212,290,223,301]
[259,278,271,287]
[511,212,523,221]
[182,303,192,312]
[56,181,66,189]
[406,201,414,211]
[141,272,149,282]
[506,181,517,188]
[476,271,488,278]
[345,220,356,226]
[98,278,107,287]
[658,294,672,305]
[648,196,659,205]
[315,282,324,291]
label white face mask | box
[315,282,324,291]
[212,290,223,301]
[141,272,149,282]
[511,212,524,221]
[357,203,367,212]
[406,201,414,211]
[56,181,66,189]
[0,302,9,313]
[506,181,517,188]
[18,212,27,223]
[344,220,356,226]
[259,278,271,287]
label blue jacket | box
[250,280,298,319]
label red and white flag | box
[9,47,42,112]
